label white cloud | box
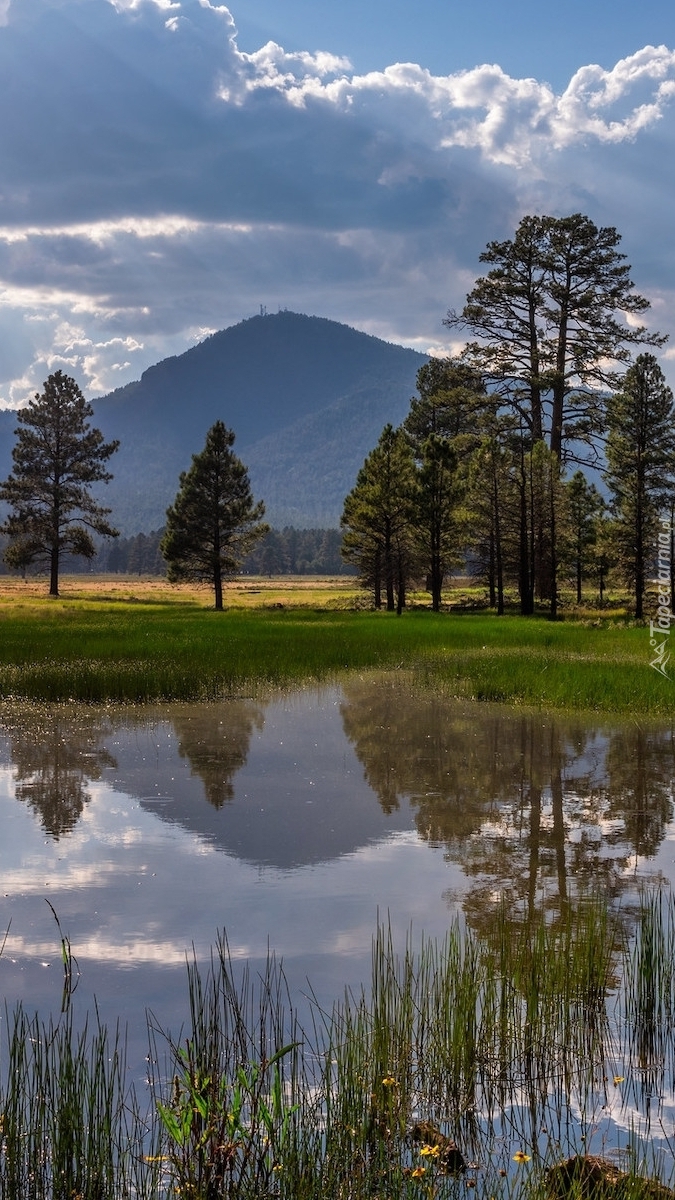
[110,0,181,11]
[242,40,351,83]
[0,1,673,403]
[239,43,675,166]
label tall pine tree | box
[446,214,665,615]
[161,422,267,610]
[0,371,119,596]
[404,360,484,611]
[341,425,417,612]
[605,354,675,618]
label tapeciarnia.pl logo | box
[650,518,673,678]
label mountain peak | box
[2,314,429,534]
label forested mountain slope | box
[98,311,426,531]
[0,312,427,533]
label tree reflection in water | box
[340,675,675,933]
[0,698,266,839]
[171,703,265,808]
[0,706,119,839]
[2,679,674,928]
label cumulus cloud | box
[240,43,675,166]
[0,0,673,404]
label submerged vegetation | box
[2,895,675,1198]
[0,579,670,712]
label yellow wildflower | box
[420,1144,440,1157]
[381,1075,397,1087]
[411,1166,426,1177]
[513,1151,531,1164]
[613,1075,625,1085]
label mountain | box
[0,312,428,533]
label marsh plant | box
[1,896,675,1198]
[147,946,303,1199]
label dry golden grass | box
[0,573,362,610]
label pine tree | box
[561,471,606,604]
[341,425,417,611]
[404,359,484,611]
[605,354,675,618]
[446,213,664,459]
[161,422,267,609]
[0,371,119,596]
[446,214,665,614]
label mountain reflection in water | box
[1,678,673,925]
[1,676,674,1079]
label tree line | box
[341,213,674,617]
[105,525,348,576]
[0,526,351,577]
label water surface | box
[0,676,673,1080]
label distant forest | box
[0,527,352,577]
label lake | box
[1,673,674,1151]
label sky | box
[1,0,675,405]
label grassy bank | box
[2,895,674,1199]
[0,576,670,712]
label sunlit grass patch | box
[0,579,668,711]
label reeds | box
[2,896,675,1198]
[0,1005,150,1199]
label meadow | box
[0,574,669,713]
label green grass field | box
[0,575,669,713]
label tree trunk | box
[49,547,59,597]
[384,520,395,611]
[396,569,405,616]
[374,550,382,610]
[550,301,568,461]
[635,489,644,619]
[518,455,534,615]
[430,517,443,612]
[430,559,443,612]
[488,527,496,608]
[528,287,544,442]
[635,561,644,619]
[214,565,223,611]
[549,454,558,622]
[493,468,504,615]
